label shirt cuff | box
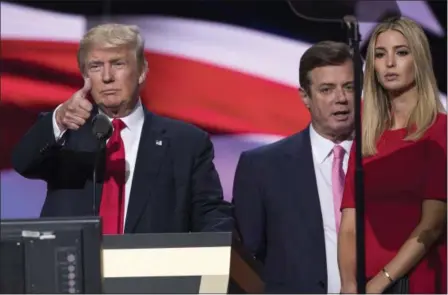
[52,104,67,142]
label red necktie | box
[99,119,126,235]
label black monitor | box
[0,216,103,294]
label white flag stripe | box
[2,2,446,108]
[1,1,309,88]
[439,93,447,110]
[87,16,310,88]
[1,2,86,42]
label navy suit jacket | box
[233,127,328,293]
[12,106,234,233]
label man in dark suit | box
[232,41,355,293]
[12,23,233,234]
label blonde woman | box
[338,17,447,294]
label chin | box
[381,81,411,93]
[101,98,124,108]
[333,121,354,134]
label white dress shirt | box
[309,124,353,294]
[52,100,145,226]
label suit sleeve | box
[11,110,64,180]
[190,132,234,232]
[232,152,266,261]
[341,142,356,209]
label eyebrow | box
[375,45,409,50]
[109,57,126,63]
[318,83,335,87]
[87,60,102,66]
[87,57,126,65]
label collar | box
[309,124,353,164]
[99,98,145,131]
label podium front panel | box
[102,232,232,294]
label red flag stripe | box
[1,39,310,169]
[2,39,310,133]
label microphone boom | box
[91,113,113,217]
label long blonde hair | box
[362,17,444,157]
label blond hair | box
[362,16,445,157]
[77,23,146,74]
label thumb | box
[79,77,92,98]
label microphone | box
[343,15,360,49]
[92,113,113,141]
[91,114,113,216]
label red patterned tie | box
[99,119,126,235]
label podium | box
[0,216,263,294]
[102,232,264,294]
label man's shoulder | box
[151,113,208,140]
[241,128,309,161]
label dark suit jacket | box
[232,127,328,293]
[11,106,234,233]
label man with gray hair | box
[233,41,355,293]
[12,23,234,234]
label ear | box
[138,62,148,85]
[299,87,311,109]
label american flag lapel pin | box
[155,140,163,146]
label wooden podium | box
[102,232,263,293]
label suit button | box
[318,281,325,289]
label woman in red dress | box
[338,17,447,294]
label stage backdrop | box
[1,1,446,218]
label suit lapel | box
[282,127,325,243]
[124,110,168,232]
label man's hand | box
[55,78,93,131]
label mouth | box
[101,89,120,95]
[384,74,398,81]
[332,110,350,120]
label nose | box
[386,52,396,68]
[336,87,348,104]
[101,64,115,83]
